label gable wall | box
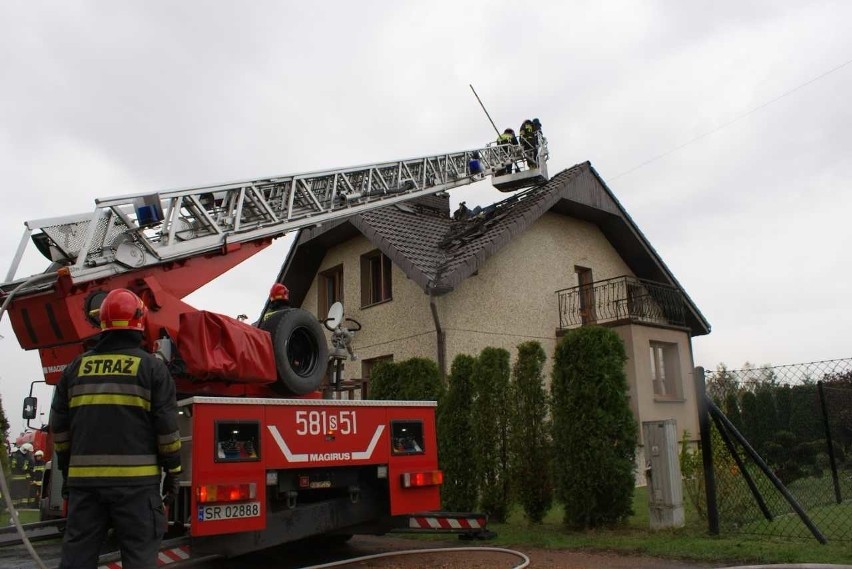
[300,234,437,377]
[437,211,634,372]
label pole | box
[694,367,720,535]
[817,381,842,504]
[469,84,501,137]
[709,411,773,521]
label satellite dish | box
[325,302,344,330]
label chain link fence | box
[685,359,852,542]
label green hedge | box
[437,354,478,512]
[369,357,443,401]
[472,347,511,522]
[509,341,552,523]
[551,326,637,528]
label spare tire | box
[260,308,328,395]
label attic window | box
[360,250,392,308]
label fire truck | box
[0,133,547,558]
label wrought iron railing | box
[556,275,686,330]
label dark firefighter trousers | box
[59,485,164,569]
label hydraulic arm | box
[0,134,548,387]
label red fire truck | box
[0,134,547,556]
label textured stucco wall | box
[437,212,634,372]
[301,234,437,378]
[612,324,699,445]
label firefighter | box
[30,449,46,507]
[9,444,32,509]
[519,119,537,167]
[262,283,291,322]
[50,288,181,569]
[496,128,517,174]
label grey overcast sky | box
[2,1,851,437]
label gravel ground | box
[219,535,723,569]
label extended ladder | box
[4,135,547,288]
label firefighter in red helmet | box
[50,288,181,569]
[262,282,291,322]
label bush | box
[551,326,637,528]
[471,347,511,522]
[369,357,443,401]
[509,341,552,523]
[0,394,9,476]
[679,430,705,519]
[437,354,478,512]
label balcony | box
[556,276,687,331]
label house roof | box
[276,161,711,336]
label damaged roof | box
[276,161,710,336]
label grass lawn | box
[0,509,41,526]
[478,487,852,565]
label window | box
[575,266,596,324]
[360,250,392,307]
[318,264,343,319]
[214,420,260,462]
[649,342,682,399]
[391,420,425,455]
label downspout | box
[429,291,447,378]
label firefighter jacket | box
[10,450,33,477]
[261,300,291,323]
[497,132,517,145]
[32,459,46,486]
[49,330,182,488]
[8,451,33,507]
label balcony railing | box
[556,276,686,330]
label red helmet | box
[99,288,147,331]
[270,283,289,302]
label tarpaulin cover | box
[177,311,277,384]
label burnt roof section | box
[277,162,710,336]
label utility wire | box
[611,55,852,181]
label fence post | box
[694,366,719,535]
[817,381,842,504]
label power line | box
[611,56,852,181]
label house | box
[277,161,711,451]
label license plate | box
[198,502,261,521]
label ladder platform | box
[492,164,549,192]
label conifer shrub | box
[551,326,637,528]
[369,357,443,401]
[0,395,9,475]
[471,347,511,522]
[509,341,552,523]
[437,354,478,512]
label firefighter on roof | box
[50,288,182,569]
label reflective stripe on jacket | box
[50,331,182,487]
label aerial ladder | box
[1,133,548,394]
[0,132,548,560]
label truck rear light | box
[197,482,257,503]
[401,470,443,488]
